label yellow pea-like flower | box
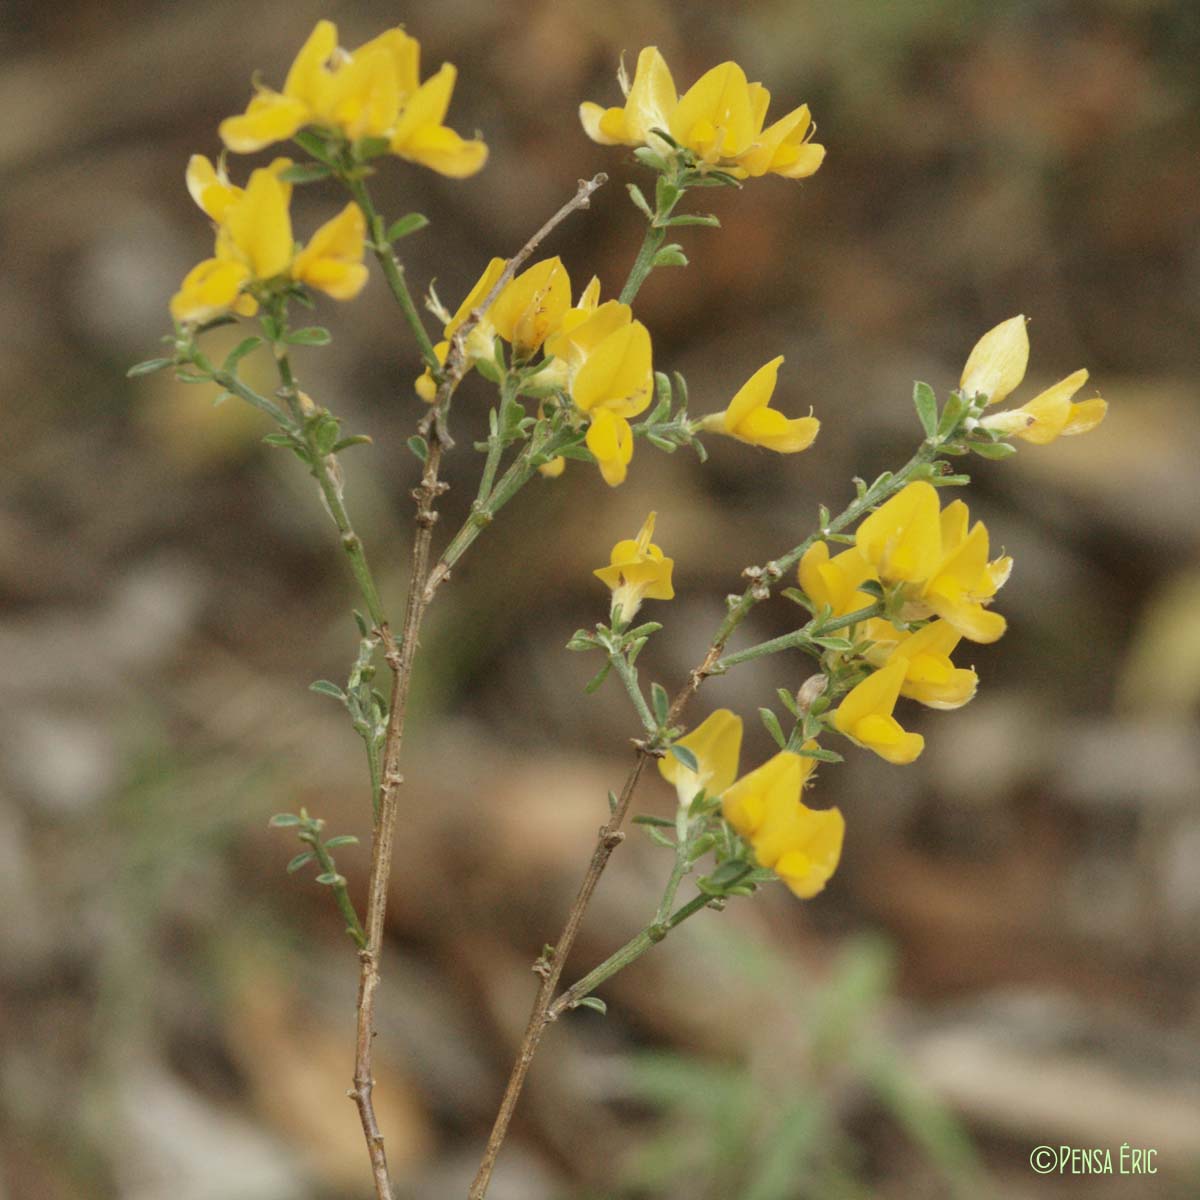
[585,410,635,488]
[798,542,879,618]
[961,316,1107,445]
[699,357,819,453]
[593,511,674,620]
[490,257,572,356]
[170,258,256,325]
[832,659,925,765]
[291,202,369,301]
[854,480,943,585]
[580,48,824,183]
[658,709,743,807]
[862,618,978,710]
[219,21,487,178]
[185,155,242,223]
[580,47,678,149]
[721,750,844,899]
[918,502,1010,644]
[571,319,654,420]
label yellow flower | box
[698,357,819,452]
[490,257,572,356]
[721,751,845,899]
[219,21,487,178]
[832,658,925,765]
[798,542,879,619]
[961,316,1107,445]
[593,511,675,622]
[658,709,743,807]
[585,410,635,487]
[580,49,824,182]
[291,202,369,300]
[172,160,370,324]
[959,315,1030,407]
[917,501,1010,644]
[861,618,978,710]
[170,258,256,325]
[580,47,678,149]
[979,368,1108,445]
[854,480,943,585]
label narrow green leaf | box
[406,435,428,463]
[285,326,333,346]
[913,381,938,439]
[665,213,720,227]
[286,851,316,873]
[937,391,969,439]
[797,745,844,763]
[278,162,333,184]
[127,357,173,377]
[584,662,612,693]
[314,872,346,886]
[331,434,372,453]
[777,688,800,717]
[809,636,854,651]
[626,183,654,220]
[651,683,670,724]
[632,814,675,828]
[323,835,359,849]
[387,212,430,241]
[759,707,787,749]
[269,813,303,828]
[577,996,607,1015]
[309,680,346,701]
[293,130,337,165]
[668,743,699,773]
[223,337,263,371]
[969,440,1018,460]
[651,244,688,269]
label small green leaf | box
[809,636,854,651]
[387,213,430,241]
[127,357,174,377]
[652,244,688,269]
[646,434,676,453]
[323,835,359,849]
[797,745,843,763]
[286,851,316,873]
[278,162,333,184]
[782,587,816,613]
[632,814,675,828]
[759,707,787,749]
[937,392,969,438]
[969,440,1018,460]
[174,370,210,385]
[285,326,332,346]
[293,130,337,165]
[627,183,654,220]
[777,688,800,717]
[632,147,668,172]
[669,743,699,773]
[577,996,607,1015]
[913,381,938,439]
[222,337,263,371]
[309,680,346,701]
[407,435,428,463]
[664,213,720,227]
[314,872,346,886]
[651,683,670,724]
[332,434,373,453]
[269,813,303,828]
[355,136,392,160]
[645,827,676,850]
[584,662,612,694]
[312,416,341,456]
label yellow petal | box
[1063,396,1107,436]
[623,46,678,144]
[773,806,845,899]
[490,257,571,353]
[724,356,783,431]
[855,481,943,584]
[219,92,311,154]
[292,202,367,299]
[579,101,626,145]
[732,406,820,453]
[570,320,653,416]
[186,155,240,221]
[721,751,804,842]
[170,257,252,324]
[585,410,634,487]
[223,165,294,279]
[282,19,338,108]
[659,709,743,806]
[960,315,1029,406]
[669,61,756,160]
[397,123,489,177]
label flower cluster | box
[219,20,488,177]
[581,47,825,181]
[171,157,367,324]
[593,512,675,623]
[659,711,845,899]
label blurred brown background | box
[4,1,1200,1197]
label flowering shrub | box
[132,20,1107,1200]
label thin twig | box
[343,173,607,1200]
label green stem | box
[205,363,390,631]
[306,836,367,948]
[619,223,666,305]
[550,868,751,1017]
[342,172,440,371]
[476,374,518,505]
[610,651,657,736]
[716,601,885,670]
